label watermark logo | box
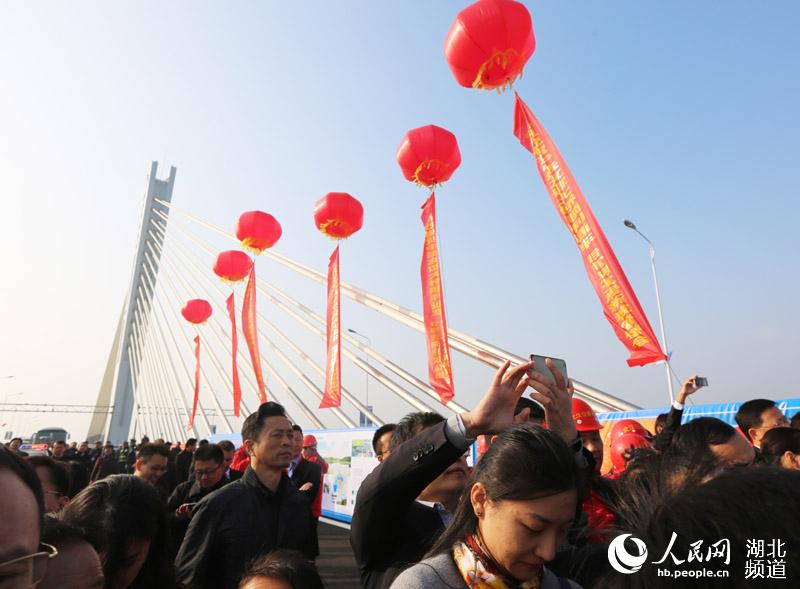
[607,534,648,574]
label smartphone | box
[694,377,708,387]
[529,354,568,384]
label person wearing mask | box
[29,456,71,514]
[735,398,790,456]
[760,427,800,469]
[175,402,313,589]
[167,443,229,553]
[90,442,119,482]
[175,438,197,486]
[0,446,55,588]
[351,359,584,589]
[39,518,104,589]
[391,424,582,588]
[62,474,176,588]
[371,424,397,462]
[133,443,170,494]
[217,439,243,481]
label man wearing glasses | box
[0,446,58,587]
[167,443,230,555]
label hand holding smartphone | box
[529,354,568,385]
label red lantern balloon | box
[396,125,461,188]
[181,299,213,324]
[213,250,253,283]
[236,211,282,255]
[444,0,535,92]
[313,193,364,239]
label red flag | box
[226,293,243,416]
[420,193,455,404]
[242,266,267,403]
[187,335,201,431]
[320,246,342,408]
[513,94,667,367]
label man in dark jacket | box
[174,438,197,486]
[288,425,323,558]
[175,402,312,589]
[89,443,118,482]
[167,443,230,557]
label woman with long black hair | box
[391,423,583,588]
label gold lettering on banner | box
[528,125,652,349]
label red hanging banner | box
[187,335,201,431]
[420,193,455,404]
[320,246,342,408]
[242,266,267,403]
[513,94,667,367]
[226,293,243,415]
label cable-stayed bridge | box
[87,162,636,443]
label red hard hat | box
[303,434,318,447]
[610,433,651,473]
[572,398,602,431]
[608,419,652,444]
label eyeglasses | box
[0,543,58,586]
[195,466,222,477]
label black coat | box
[174,450,194,486]
[350,421,464,589]
[175,467,313,589]
[290,458,322,507]
[166,476,230,558]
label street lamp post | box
[347,328,373,427]
[623,220,676,404]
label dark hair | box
[735,399,776,442]
[790,412,800,430]
[136,443,169,463]
[291,424,303,434]
[389,412,444,452]
[53,439,66,446]
[242,402,288,442]
[239,549,323,589]
[514,397,546,420]
[185,438,198,447]
[667,417,737,461]
[760,427,800,466]
[42,516,89,548]
[371,423,397,454]
[0,445,45,531]
[217,440,236,453]
[10,436,23,444]
[603,468,800,589]
[193,443,224,465]
[28,456,71,497]
[62,475,174,588]
[428,424,580,558]
[654,412,668,432]
[198,439,209,446]
[63,460,90,498]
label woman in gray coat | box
[391,424,583,589]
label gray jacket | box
[390,552,583,589]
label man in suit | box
[174,438,197,486]
[289,425,323,558]
[217,440,243,482]
[350,359,585,589]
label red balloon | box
[610,433,652,474]
[213,250,253,283]
[313,193,363,240]
[396,125,461,188]
[236,211,282,255]
[608,419,652,445]
[181,299,212,324]
[444,0,535,92]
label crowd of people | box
[2,360,799,588]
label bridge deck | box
[317,520,361,587]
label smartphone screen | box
[529,354,568,384]
[694,377,708,387]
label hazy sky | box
[1,1,798,441]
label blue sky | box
[1,1,798,439]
